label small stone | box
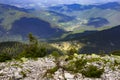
[58,75,64,79]
[14,72,23,79]
[64,72,74,79]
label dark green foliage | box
[18,33,47,58]
[20,71,27,78]
[18,44,47,58]
[0,41,25,62]
[46,66,59,74]
[111,50,120,56]
[66,47,78,60]
[17,33,61,58]
[81,65,104,78]
[64,61,76,72]
[0,53,12,62]
[67,55,74,60]
[114,60,120,66]
[43,66,59,78]
[28,33,38,45]
[0,33,61,61]
[64,57,87,73]
[0,41,25,58]
[51,51,60,59]
[75,58,87,71]
[68,47,77,55]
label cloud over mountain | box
[0,0,120,7]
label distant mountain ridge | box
[0,3,29,12]
[0,4,65,41]
[49,2,120,12]
[63,25,120,53]
[48,2,120,31]
[0,2,120,42]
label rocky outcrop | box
[0,58,55,80]
[0,54,120,80]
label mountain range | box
[48,2,120,32]
[61,25,120,53]
[0,2,120,53]
[0,4,65,41]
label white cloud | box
[27,0,120,4]
[0,0,120,7]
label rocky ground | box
[0,54,120,80]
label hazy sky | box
[0,0,120,7]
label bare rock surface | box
[0,55,120,80]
